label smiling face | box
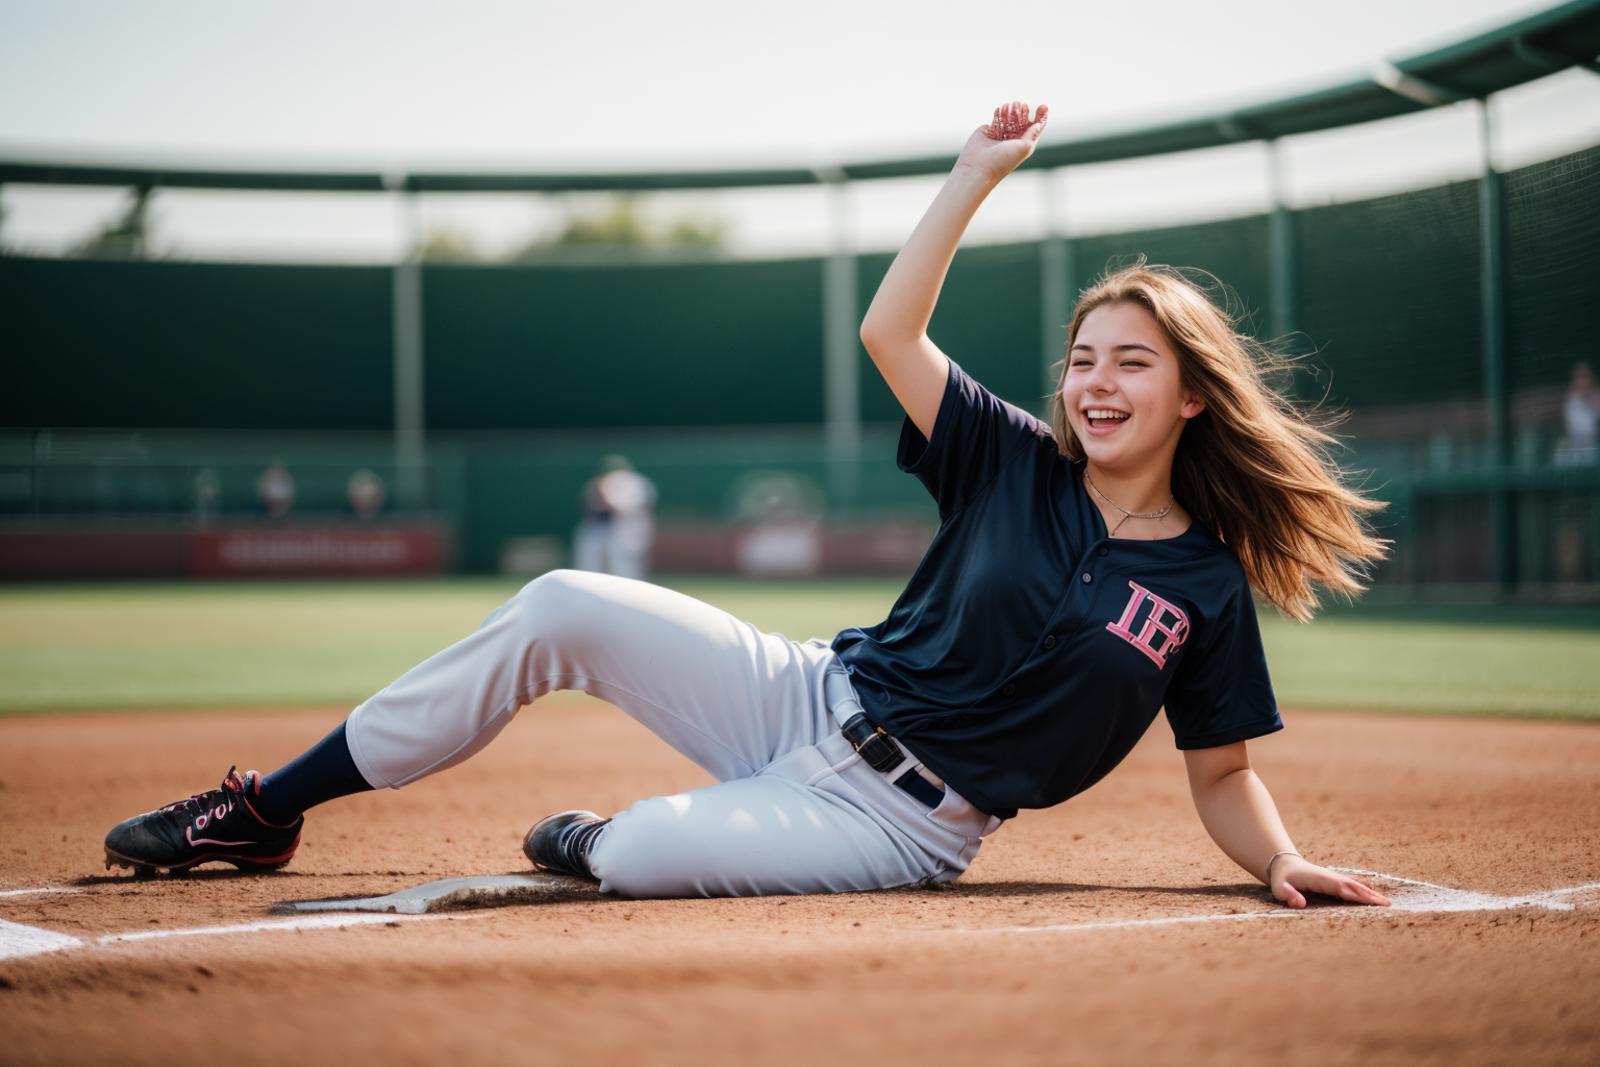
[1060,301,1206,475]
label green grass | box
[0,578,1596,721]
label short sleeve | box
[1162,571,1282,750]
[896,358,1049,522]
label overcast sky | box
[3,0,1598,259]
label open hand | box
[955,100,1049,183]
[1272,856,1391,908]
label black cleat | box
[104,766,303,876]
[522,810,609,880]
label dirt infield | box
[2,701,1598,1066]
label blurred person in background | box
[346,468,387,521]
[1556,361,1599,466]
[1553,362,1598,581]
[573,454,656,580]
[255,460,295,519]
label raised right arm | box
[858,100,1048,440]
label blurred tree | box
[72,186,153,259]
[418,225,483,262]
[662,215,728,249]
[511,194,728,259]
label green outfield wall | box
[1,258,395,430]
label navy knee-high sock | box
[254,721,372,824]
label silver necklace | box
[1084,470,1174,537]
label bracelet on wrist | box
[1265,850,1302,885]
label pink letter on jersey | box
[1106,580,1190,669]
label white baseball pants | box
[344,569,999,898]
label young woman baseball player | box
[105,100,1390,910]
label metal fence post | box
[1266,140,1300,347]
[388,174,427,512]
[819,171,860,509]
[1039,170,1073,408]
[1478,100,1514,592]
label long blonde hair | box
[1047,262,1387,622]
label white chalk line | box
[932,869,1600,937]
[2,870,1597,961]
[0,886,82,899]
[1333,868,1600,914]
[943,909,1299,936]
[1547,883,1600,899]
[0,908,493,963]
[99,911,465,945]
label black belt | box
[839,712,946,808]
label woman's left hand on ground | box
[1271,856,1391,908]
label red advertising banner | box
[0,528,192,580]
[188,524,451,578]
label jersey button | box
[1097,546,1109,557]
[1043,635,1056,650]
[1081,572,1093,584]
[1002,683,1017,697]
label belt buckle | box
[841,712,903,774]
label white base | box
[273,873,594,915]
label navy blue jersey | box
[832,358,1281,819]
